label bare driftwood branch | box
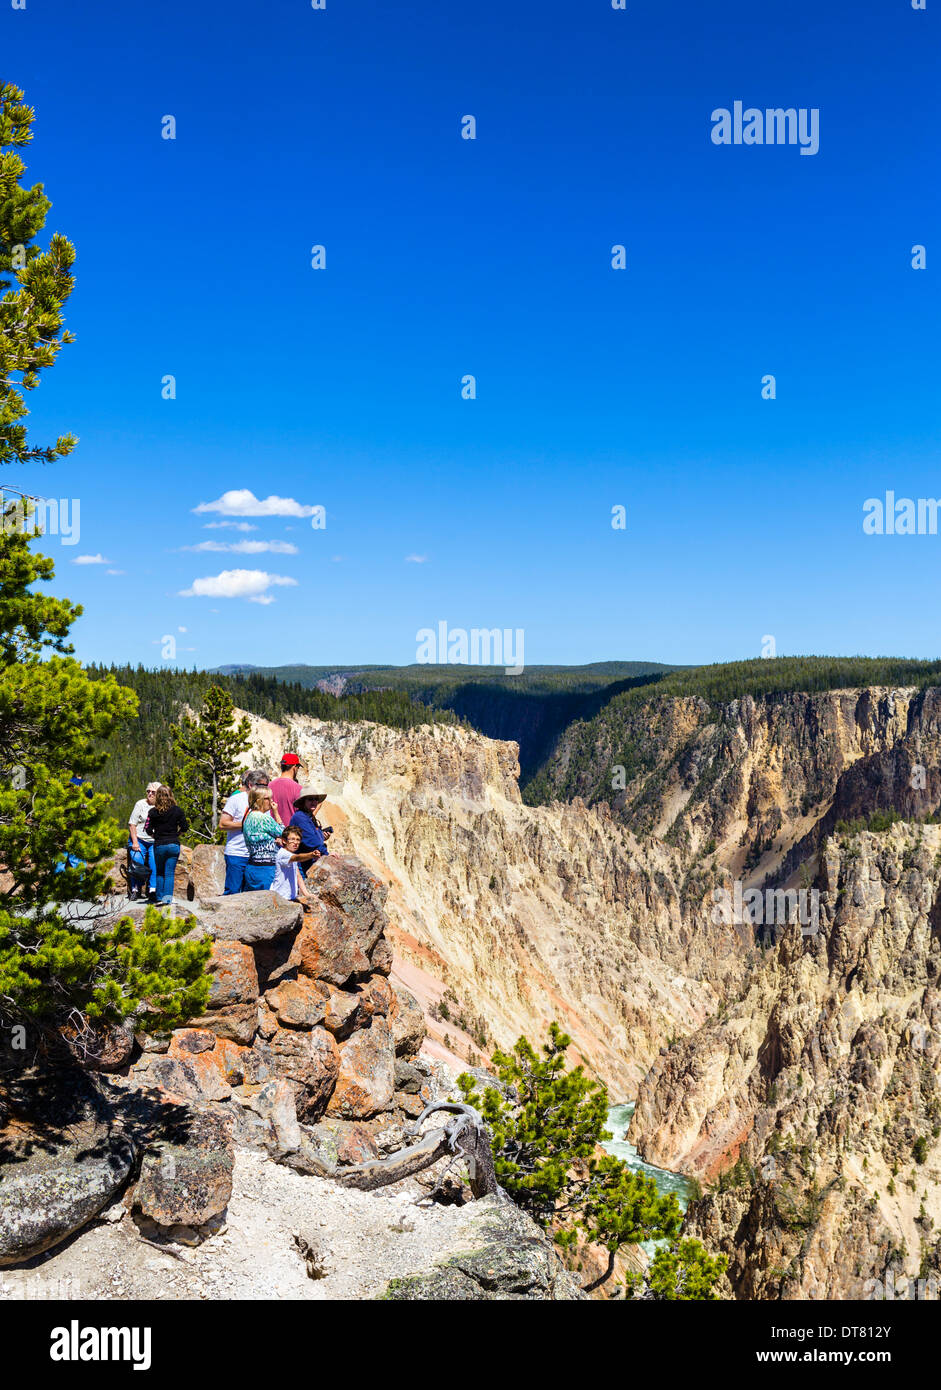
[338,1101,501,1198]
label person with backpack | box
[144,785,188,905]
[127,781,160,901]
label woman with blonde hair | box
[241,787,284,891]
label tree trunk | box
[582,1247,616,1292]
[338,1102,501,1198]
[211,769,218,834]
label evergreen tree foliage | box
[641,1237,728,1300]
[458,1023,683,1288]
[0,91,210,1037]
[170,684,252,843]
[0,84,76,466]
[0,509,211,1033]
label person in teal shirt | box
[241,788,283,890]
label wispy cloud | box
[183,539,299,555]
[405,554,429,564]
[193,489,320,519]
[72,554,110,565]
[178,569,299,604]
[204,520,258,532]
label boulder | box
[61,1019,136,1073]
[190,1001,257,1045]
[381,1196,587,1301]
[307,856,388,956]
[369,936,393,975]
[189,942,260,1043]
[188,842,226,900]
[255,1025,340,1121]
[390,984,427,1058]
[172,844,194,899]
[266,977,328,1029]
[394,1057,425,1094]
[356,975,393,1019]
[326,1017,395,1119]
[287,897,371,985]
[234,1078,302,1160]
[129,1039,233,1104]
[203,941,259,1008]
[0,1067,135,1266]
[191,891,303,944]
[321,984,366,1039]
[134,1104,234,1229]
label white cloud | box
[73,554,110,565]
[178,569,298,603]
[193,489,319,519]
[106,568,125,576]
[178,626,187,633]
[405,554,429,564]
[183,539,299,555]
[203,520,258,531]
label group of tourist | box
[126,752,331,906]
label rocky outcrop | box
[380,1195,586,1300]
[0,1067,134,1266]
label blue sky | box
[3,0,939,669]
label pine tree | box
[0,508,212,1034]
[171,684,252,843]
[0,87,210,1038]
[643,1237,728,1300]
[458,1023,686,1290]
[1,84,77,466]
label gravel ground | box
[0,1149,488,1302]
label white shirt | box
[222,791,250,857]
[129,798,154,844]
[271,847,300,901]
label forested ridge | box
[90,656,941,819]
[88,665,461,815]
[523,655,941,806]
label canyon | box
[239,682,941,1297]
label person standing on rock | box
[218,768,270,894]
[144,785,188,905]
[128,781,160,901]
[269,752,303,827]
[288,788,331,875]
[241,787,285,891]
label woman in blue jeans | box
[241,788,283,890]
[144,785,189,905]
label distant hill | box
[209,661,680,780]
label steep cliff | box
[629,823,941,1299]
[241,714,755,1096]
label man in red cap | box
[269,752,304,827]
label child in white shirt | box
[271,825,315,904]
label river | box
[602,1102,696,1249]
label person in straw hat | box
[287,786,333,877]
